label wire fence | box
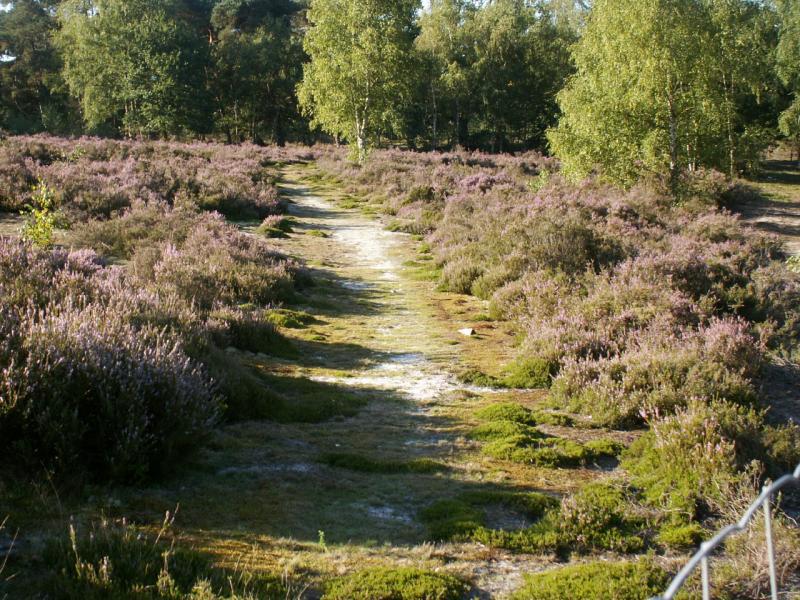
[651,463,800,600]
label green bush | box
[323,567,466,600]
[511,560,669,600]
[558,483,644,553]
[502,357,555,389]
[470,417,621,468]
[622,399,771,521]
[264,308,319,329]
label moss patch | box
[511,560,669,600]
[323,567,467,600]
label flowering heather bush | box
[0,239,220,483]
[0,135,311,221]
[148,213,296,310]
[319,147,798,432]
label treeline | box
[0,0,798,170]
[0,0,577,150]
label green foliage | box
[777,0,800,156]
[474,403,537,426]
[656,522,705,549]
[502,356,555,389]
[470,407,622,468]
[511,560,669,600]
[298,0,420,162]
[414,0,575,151]
[44,518,284,599]
[558,483,644,553]
[549,0,778,187]
[209,0,304,145]
[621,399,782,521]
[323,567,467,600]
[0,0,77,133]
[21,179,56,248]
[422,483,643,556]
[320,453,447,474]
[264,308,319,329]
[57,0,211,136]
[420,491,558,542]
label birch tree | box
[297,0,419,163]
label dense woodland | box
[2,1,800,599]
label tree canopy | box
[298,0,420,162]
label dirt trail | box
[116,164,592,598]
[738,196,800,256]
[281,171,495,404]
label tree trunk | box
[667,91,679,195]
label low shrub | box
[511,560,669,600]
[558,483,644,554]
[323,567,467,600]
[501,357,555,389]
[621,399,796,522]
[474,403,537,425]
[0,298,220,483]
[256,215,293,238]
[423,482,644,556]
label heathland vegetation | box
[1,1,800,599]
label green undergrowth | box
[323,567,467,600]
[264,308,320,329]
[422,482,646,556]
[42,520,286,599]
[458,356,556,390]
[472,403,621,468]
[320,453,448,474]
[305,229,330,238]
[511,560,669,600]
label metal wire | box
[652,462,800,600]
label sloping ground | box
[742,159,800,256]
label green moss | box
[501,357,556,389]
[320,453,447,474]
[470,420,544,442]
[258,374,368,423]
[470,415,621,468]
[475,403,537,425]
[583,438,625,460]
[511,560,669,600]
[306,229,330,238]
[531,410,574,427]
[323,567,467,600]
[656,522,704,549]
[421,491,557,542]
[457,368,501,387]
[264,308,320,329]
